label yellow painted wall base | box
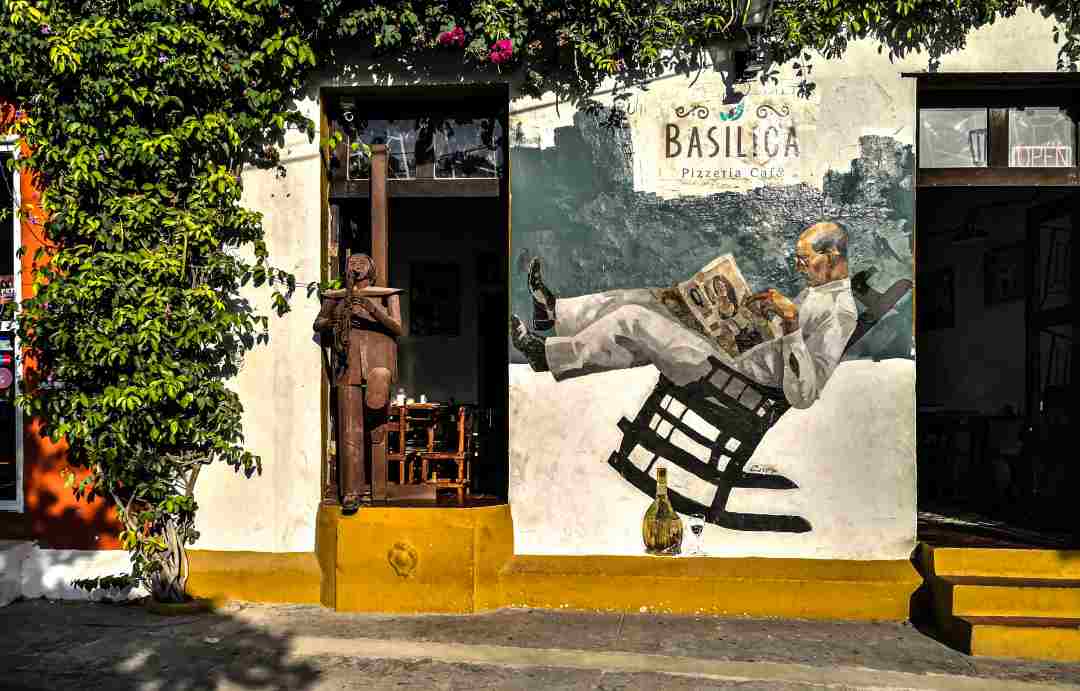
[312,503,920,619]
[187,506,918,620]
[501,555,920,620]
[316,503,514,614]
[187,550,321,604]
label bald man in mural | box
[511,221,858,409]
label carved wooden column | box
[369,143,390,502]
[370,144,389,288]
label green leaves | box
[767,0,1063,76]
[2,0,321,598]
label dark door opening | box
[332,196,509,503]
[916,187,1078,547]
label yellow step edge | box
[930,547,1080,580]
[502,572,916,620]
[966,619,1080,662]
[186,507,920,620]
[505,555,923,583]
[952,581,1080,619]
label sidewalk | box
[3,600,1080,690]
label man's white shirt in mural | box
[544,277,858,409]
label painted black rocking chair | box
[607,273,911,534]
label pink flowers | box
[435,26,514,66]
[437,26,465,48]
[489,39,513,64]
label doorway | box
[916,187,1078,547]
[330,192,509,503]
[322,85,510,505]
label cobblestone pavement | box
[2,600,1079,690]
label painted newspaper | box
[675,254,782,359]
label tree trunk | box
[150,517,191,603]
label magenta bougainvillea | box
[437,25,465,47]
[488,38,512,64]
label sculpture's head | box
[346,253,376,290]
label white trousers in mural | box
[545,289,726,387]
[543,279,858,409]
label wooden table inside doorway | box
[387,402,474,504]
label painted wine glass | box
[688,513,706,555]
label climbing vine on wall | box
[0,0,1078,602]
[0,0,325,602]
[321,1,1080,105]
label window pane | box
[1009,107,1075,167]
[347,119,419,180]
[918,108,988,168]
[346,117,504,180]
[433,118,504,179]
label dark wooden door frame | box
[1024,195,1079,432]
[907,72,1080,188]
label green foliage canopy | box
[323,1,1079,104]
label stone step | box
[959,616,1080,662]
[948,576,1080,619]
[931,547,1080,581]
[922,545,1080,661]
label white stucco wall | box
[1,541,145,604]
[190,9,1061,555]
[192,97,324,553]
[509,360,916,559]
[510,7,1061,198]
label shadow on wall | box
[0,416,122,550]
[0,419,132,603]
[0,600,321,690]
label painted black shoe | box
[511,314,549,372]
[528,257,557,331]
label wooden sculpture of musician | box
[313,253,403,512]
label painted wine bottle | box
[642,466,683,556]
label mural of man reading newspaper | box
[511,220,865,536]
[511,221,857,410]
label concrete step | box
[959,616,1080,662]
[921,545,1080,661]
[931,547,1080,581]
[948,576,1080,619]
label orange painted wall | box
[0,99,121,549]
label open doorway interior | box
[916,187,1077,547]
[334,196,509,502]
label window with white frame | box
[0,143,22,512]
